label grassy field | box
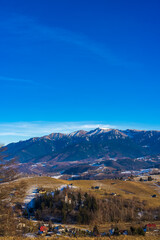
[1,176,160,239]
[71,178,160,207]
[18,176,68,189]
[2,176,159,208]
[0,176,68,203]
[0,236,160,240]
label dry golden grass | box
[1,177,160,239]
[1,176,159,207]
[71,179,160,207]
[20,176,68,189]
[134,174,160,182]
[0,236,160,240]
[0,176,69,203]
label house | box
[146,223,156,231]
[111,192,117,196]
[109,228,114,235]
[152,194,157,198]
[57,225,65,233]
[143,227,147,232]
[39,189,46,194]
[40,226,48,233]
[122,230,128,235]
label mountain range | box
[3,128,160,178]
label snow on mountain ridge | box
[15,128,160,145]
[68,130,87,137]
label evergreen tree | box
[93,225,99,236]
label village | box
[21,216,160,238]
[17,183,160,238]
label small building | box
[146,223,156,231]
[40,226,48,233]
[111,192,117,196]
[109,228,114,235]
[39,189,46,194]
[122,230,128,235]
[152,194,157,198]
[58,226,65,232]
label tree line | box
[30,187,160,224]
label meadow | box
[0,176,160,238]
[0,235,160,240]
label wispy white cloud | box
[0,15,137,67]
[0,76,36,85]
[0,132,29,136]
[0,121,115,145]
[1,121,158,145]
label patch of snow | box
[51,175,63,179]
[97,166,103,170]
[109,158,117,161]
[121,171,131,174]
[71,175,79,178]
[87,128,111,136]
[57,184,67,191]
[24,185,38,208]
[137,157,145,160]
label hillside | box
[3,128,160,177]
[4,176,160,208]
[1,176,160,238]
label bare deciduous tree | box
[0,146,19,236]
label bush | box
[93,225,99,236]
[136,227,145,236]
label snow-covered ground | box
[24,185,38,208]
[57,184,77,191]
[51,175,63,179]
[23,183,78,208]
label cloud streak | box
[1,121,158,145]
[0,15,136,67]
[0,76,36,85]
[0,121,115,145]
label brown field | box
[0,176,68,203]
[1,176,160,239]
[2,176,159,208]
[71,178,160,207]
[0,236,160,240]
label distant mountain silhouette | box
[4,128,160,176]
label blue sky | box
[0,0,160,144]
